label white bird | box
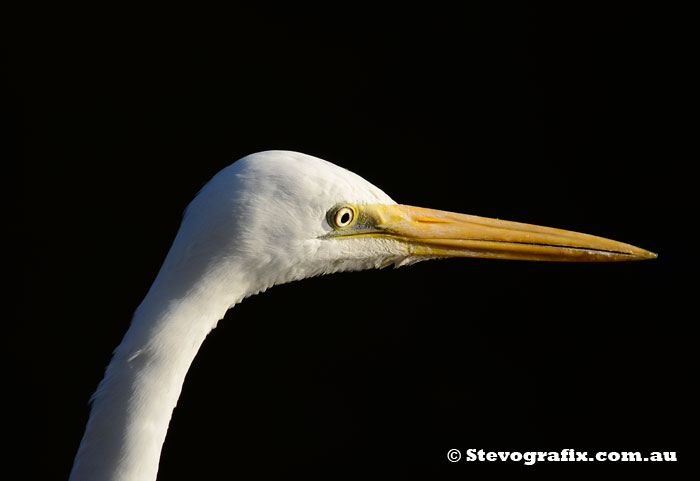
[68,150,656,481]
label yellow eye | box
[332,206,355,228]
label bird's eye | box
[331,205,356,229]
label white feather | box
[69,151,412,481]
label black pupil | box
[340,212,350,224]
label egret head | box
[70,149,657,481]
[168,150,656,298]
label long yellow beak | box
[350,204,657,262]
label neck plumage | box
[69,252,248,481]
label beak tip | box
[633,248,658,260]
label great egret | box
[68,150,656,481]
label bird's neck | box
[69,259,248,481]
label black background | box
[8,4,692,479]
